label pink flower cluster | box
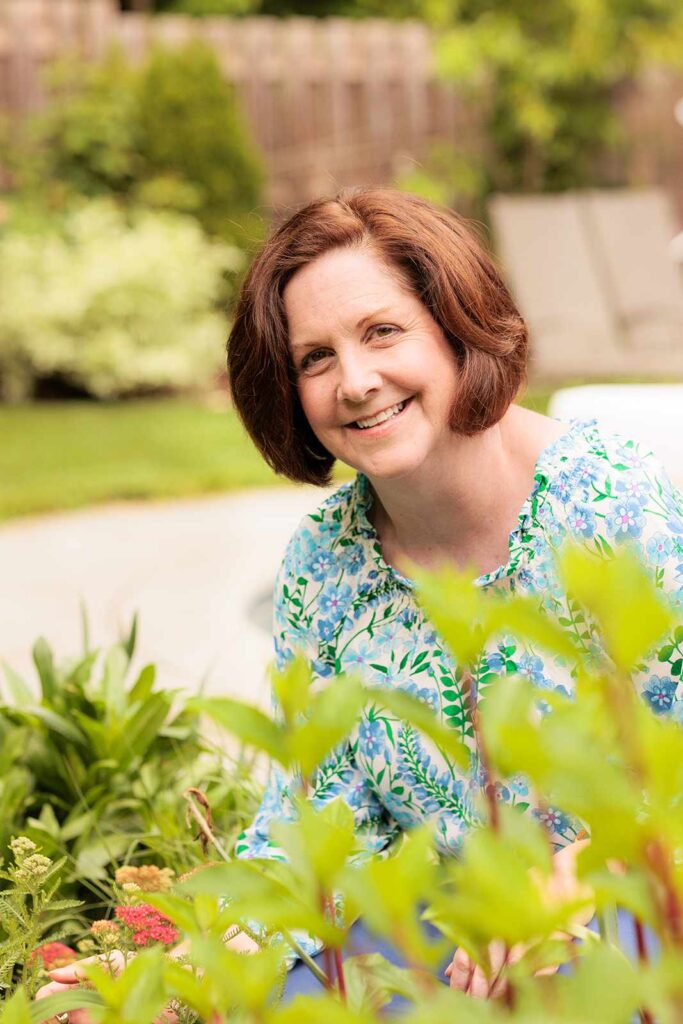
[115,903,179,948]
[30,942,78,969]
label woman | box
[39,188,682,1013]
[227,187,682,994]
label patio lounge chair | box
[489,187,683,380]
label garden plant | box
[0,612,260,922]
[0,542,681,1021]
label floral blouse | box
[234,419,683,954]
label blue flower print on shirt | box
[318,519,342,539]
[517,653,546,684]
[319,582,352,621]
[566,502,597,539]
[606,498,646,541]
[646,532,674,566]
[549,472,575,504]
[359,719,389,759]
[402,680,439,712]
[615,476,650,507]
[306,546,337,582]
[616,444,651,470]
[317,618,336,641]
[572,460,600,495]
[312,658,334,678]
[643,675,677,714]
[344,640,376,671]
[341,543,365,575]
[486,644,508,674]
[535,806,571,834]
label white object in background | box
[548,384,683,485]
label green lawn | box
[0,390,553,521]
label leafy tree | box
[399,0,683,211]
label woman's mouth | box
[347,397,413,431]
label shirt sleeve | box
[232,526,400,961]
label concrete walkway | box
[0,487,325,710]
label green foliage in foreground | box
[7,544,683,1022]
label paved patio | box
[0,487,325,710]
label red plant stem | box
[474,706,500,833]
[319,890,337,989]
[334,946,347,1000]
[632,918,654,1024]
[462,668,500,832]
[633,917,649,964]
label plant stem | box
[633,917,649,964]
[632,917,655,1024]
[334,946,347,1001]
[596,905,620,947]
[316,890,337,989]
[280,928,330,988]
[182,789,232,863]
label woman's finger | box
[49,950,126,983]
[35,979,79,1000]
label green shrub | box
[8,41,265,247]
[0,201,242,401]
[0,614,261,917]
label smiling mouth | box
[348,398,412,430]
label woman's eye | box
[300,349,329,371]
[369,324,398,340]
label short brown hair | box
[228,187,527,486]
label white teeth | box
[355,401,406,430]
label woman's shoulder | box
[542,417,682,558]
[544,417,677,491]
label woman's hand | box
[35,951,177,1024]
[445,839,593,997]
[35,951,126,1024]
[444,940,526,997]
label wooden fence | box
[0,0,474,208]
[0,0,681,216]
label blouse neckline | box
[352,417,595,591]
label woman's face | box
[284,245,461,482]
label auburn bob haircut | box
[227,187,528,486]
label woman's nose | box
[335,352,382,404]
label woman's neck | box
[367,406,567,577]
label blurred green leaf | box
[188,696,288,763]
[560,546,674,673]
[31,638,57,704]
